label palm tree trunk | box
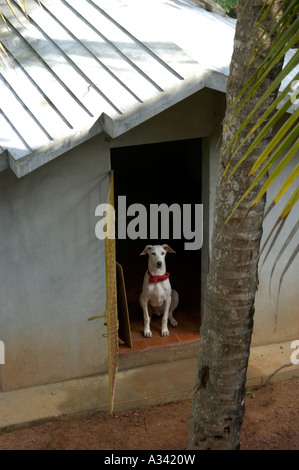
[188,0,285,450]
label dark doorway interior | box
[111,139,202,346]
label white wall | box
[252,155,299,346]
[0,135,110,391]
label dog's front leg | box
[140,297,152,338]
[143,305,152,338]
[161,297,171,336]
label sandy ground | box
[0,379,297,450]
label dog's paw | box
[170,318,178,327]
[144,329,152,338]
[161,328,169,337]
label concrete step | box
[0,341,298,430]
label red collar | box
[148,270,170,283]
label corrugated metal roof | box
[0,0,295,177]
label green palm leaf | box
[222,0,299,320]
[223,21,299,156]
[273,161,299,204]
[0,1,27,68]
[225,108,299,223]
[223,1,299,219]
[225,85,298,181]
[223,48,299,171]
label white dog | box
[139,244,179,337]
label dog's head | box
[140,244,176,271]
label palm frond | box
[223,47,299,170]
[224,0,299,221]
[223,0,299,322]
[225,80,298,181]
[223,17,299,154]
[225,105,299,223]
[250,0,299,71]
[0,0,27,68]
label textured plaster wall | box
[0,136,110,391]
[252,156,299,346]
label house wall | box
[0,87,217,393]
[0,136,110,391]
[252,155,299,346]
[0,86,297,393]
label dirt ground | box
[0,379,297,451]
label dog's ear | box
[162,244,176,254]
[140,245,152,255]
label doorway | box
[111,139,202,349]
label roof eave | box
[9,69,226,178]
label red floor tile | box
[177,331,200,342]
[144,334,180,347]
